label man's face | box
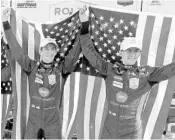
[40,43,57,63]
[120,47,141,65]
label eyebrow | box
[127,48,140,51]
[44,44,57,50]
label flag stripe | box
[69,73,76,129]
[84,76,95,139]
[136,13,147,65]
[77,74,88,138]
[62,75,70,138]
[66,113,77,139]
[156,17,172,66]
[66,73,80,138]
[15,14,22,139]
[28,24,35,60]
[6,95,10,115]
[95,79,106,138]
[20,20,28,138]
[66,73,77,139]
[148,16,164,66]
[34,26,40,60]
[140,15,155,65]
[89,77,102,139]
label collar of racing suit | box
[36,61,59,74]
[114,62,139,74]
[40,61,54,69]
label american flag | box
[62,6,175,139]
[1,5,175,139]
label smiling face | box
[39,43,57,63]
[120,47,141,65]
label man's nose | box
[129,52,135,57]
[49,52,55,56]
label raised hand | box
[79,5,89,22]
[2,8,11,22]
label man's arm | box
[148,62,175,82]
[61,35,81,73]
[79,22,113,75]
[3,21,33,73]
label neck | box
[116,61,138,69]
[40,61,54,69]
[123,61,137,66]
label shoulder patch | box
[114,75,122,81]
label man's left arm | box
[148,62,175,82]
[62,36,81,74]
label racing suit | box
[80,22,175,139]
[3,21,81,139]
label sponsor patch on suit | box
[48,74,56,85]
[113,81,123,89]
[114,75,122,81]
[129,77,139,89]
[35,77,43,84]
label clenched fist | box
[2,8,11,22]
[79,5,89,22]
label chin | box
[43,59,54,63]
[124,61,136,65]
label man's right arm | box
[80,22,113,75]
[3,21,33,72]
[1,65,11,82]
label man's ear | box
[39,48,42,55]
[136,51,141,58]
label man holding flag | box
[79,6,175,139]
[2,8,81,139]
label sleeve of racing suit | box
[1,65,11,82]
[3,21,34,73]
[79,22,113,75]
[61,35,81,74]
[126,63,175,103]
[148,62,175,82]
